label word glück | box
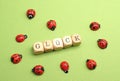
[33,34,81,54]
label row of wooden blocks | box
[33,34,81,54]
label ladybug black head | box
[97,39,102,42]
[93,65,96,69]
[64,70,68,73]
[19,54,22,58]
[86,59,90,62]
[50,26,56,31]
[11,58,14,62]
[41,67,44,71]
[32,68,35,72]
[27,14,34,19]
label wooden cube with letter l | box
[43,40,53,52]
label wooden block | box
[43,40,53,52]
[62,36,72,48]
[71,34,81,46]
[33,42,44,54]
[53,38,63,50]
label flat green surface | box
[0,0,120,81]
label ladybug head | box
[50,26,56,31]
[27,14,34,19]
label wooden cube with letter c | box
[62,36,72,48]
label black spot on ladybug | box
[15,59,19,62]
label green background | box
[0,0,120,81]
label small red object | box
[16,34,27,43]
[90,22,100,31]
[47,20,56,31]
[97,39,108,49]
[60,61,69,73]
[32,65,44,75]
[26,9,36,19]
[86,59,97,70]
[11,54,22,64]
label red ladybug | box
[11,54,22,64]
[97,39,108,49]
[47,20,56,31]
[16,34,27,43]
[32,65,44,75]
[90,22,100,31]
[60,61,69,73]
[86,59,97,70]
[26,9,36,19]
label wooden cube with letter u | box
[53,38,63,50]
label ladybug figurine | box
[90,22,100,31]
[11,54,22,64]
[16,34,27,43]
[86,59,97,70]
[97,39,108,49]
[47,20,56,31]
[32,65,44,75]
[26,9,36,19]
[60,61,69,73]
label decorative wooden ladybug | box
[16,34,27,43]
[11,54,22,64]
[86,59,97,70]
[26,9,36,19]
[47,20,56,31]
[97,39,108,49]
[32,65,44,75]
[90,22,100,31]
[60,61,69,73]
